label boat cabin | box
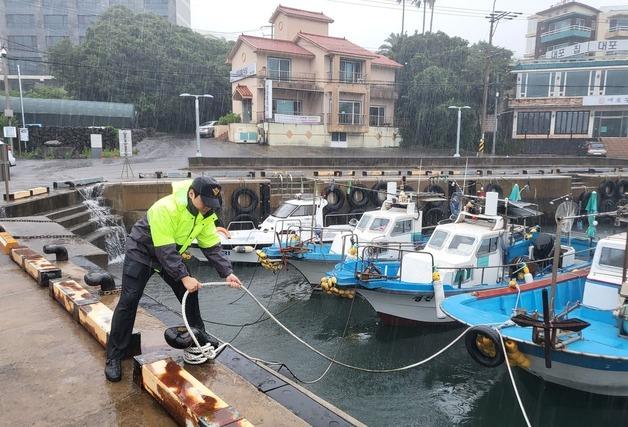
[259,194,328,233]
[583,232,626,310]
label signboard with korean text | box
[583,95,628,106]
[3,126,16,138]
[229,63,256,82]
[274,114,321,124]
[118,129,133,157]
[265,79,273,120]
[546,39,628,59]
[19,128,29,142]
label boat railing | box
[357,244,434,281]
[226,221,257,232]
[324,211,363,227]
[276,223,356,255]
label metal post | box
[17,64,26,153]
[401,0,406,34]
[2,47,14,153]
[549,218,562,316]
[455,108,462,158]
[480,0,496,144]
[1,144,9,200]
[492,75,499,156]
[622,228,628,285]
[194,96,201,157]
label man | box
[105,177,241,382]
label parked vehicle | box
[199,120,217,138]
[586,141,607,157]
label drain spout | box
[43,244,69,262]
[84,272,116,292]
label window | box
[78,0,105,13]
[609,16,628,31]
[447,235,476,256]
[593,111,628,137]
[6,14,35,27]
[356,213,373,231]
[339,100,361,124]
[547,19,570,33]
[428,230,449,249]
[516,111,551,135]
[145,0,169,16]
[78,15,98,30]
[272,203,297,218]
[292,205,314,217]
[604,70,628,95]
[391,219,413,236]
[477,237,499,256]
[331,132,347,142]
[370,106,385,126]
[268,57,290,80]
[564,71,591,96]
[555,111,590,134]
[340,59,363,82]
[369,218,390,232]
[8,57,44,75]
[43,0,67,8]
[272,99,301,116]
[524,72,552,98]
[599,247,624,268]
[44,15,69,30]
[8,36,38,54]
[46,36,69,48]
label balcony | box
[369,115,395,127]
[607,25,628,39]
[258,70,321,92]
[370,84,397,100]
[256,111,324,124]
[540,25,592,44]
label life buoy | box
[231,187,259,214]
[598,180,616,199]
[616,179,628,199]
[369,181,388,206]
[323,185,345,212]
[465,325,505,368]
[485,183,503,197]
[347,187,370,209]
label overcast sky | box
[190,0,625,57]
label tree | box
[25,85,70,99]
[49,6,233,132]
[379,31,513,152]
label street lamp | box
[448,105,471,158]
[180,93,214,157]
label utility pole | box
[480,2,521,146]
[422,0,427,34]
[1,46,14,154]
[492,75,500,155]
[401,0,406,34]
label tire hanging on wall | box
[323,185,345,212]
[579,190,599,213]
[615,179,628,199]
[424,207,447,227]
[369,181,388,207]
[484,183,504,197]
[464,326,505,368]
[231,187,259,214]
[348,187,370,209]
[598,180,616,199]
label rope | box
[183,283,470,373]
[497,330,533,427]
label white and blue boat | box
[441,231,628,396]
[327,195,596,324]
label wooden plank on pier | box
[10,246,61,286]
[30,186,49,196]
[51,279,141,357]
[139,358,250,427]
[3,189,31,201]
[0,232,18,255]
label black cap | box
[191,176,222,209]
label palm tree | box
[428,0,436,33]
[378,33,404,57]
[395,0,406,34]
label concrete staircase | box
[600,138,628,159]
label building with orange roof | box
[226,4,402,147]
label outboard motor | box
[164,326,220,364]
[532,233,554,267]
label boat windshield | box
[427,229,449,249]
[356,214,373,231]
[599,247,625,268]
[369,218,390,232]
[272,203,298,219]
[446,235,477,256]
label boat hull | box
[288,259,338,285]
[189,247,263,264]
[357,289,453,323]
[517,342,628,396]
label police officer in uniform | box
[105,177,241,382]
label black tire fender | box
[485,183,504,197]
[231,187,259,214]
[615,179,628,199]
[369,181,388,206]
[599,180,616,199]
[323,185,345,212]
[465,325,505,368]
[232,213,258,230]
[348,187,370,209]
[424,207,447,226]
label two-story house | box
[511,1,628,155]
[226,5,402,147]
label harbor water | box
[106,260,628,427]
